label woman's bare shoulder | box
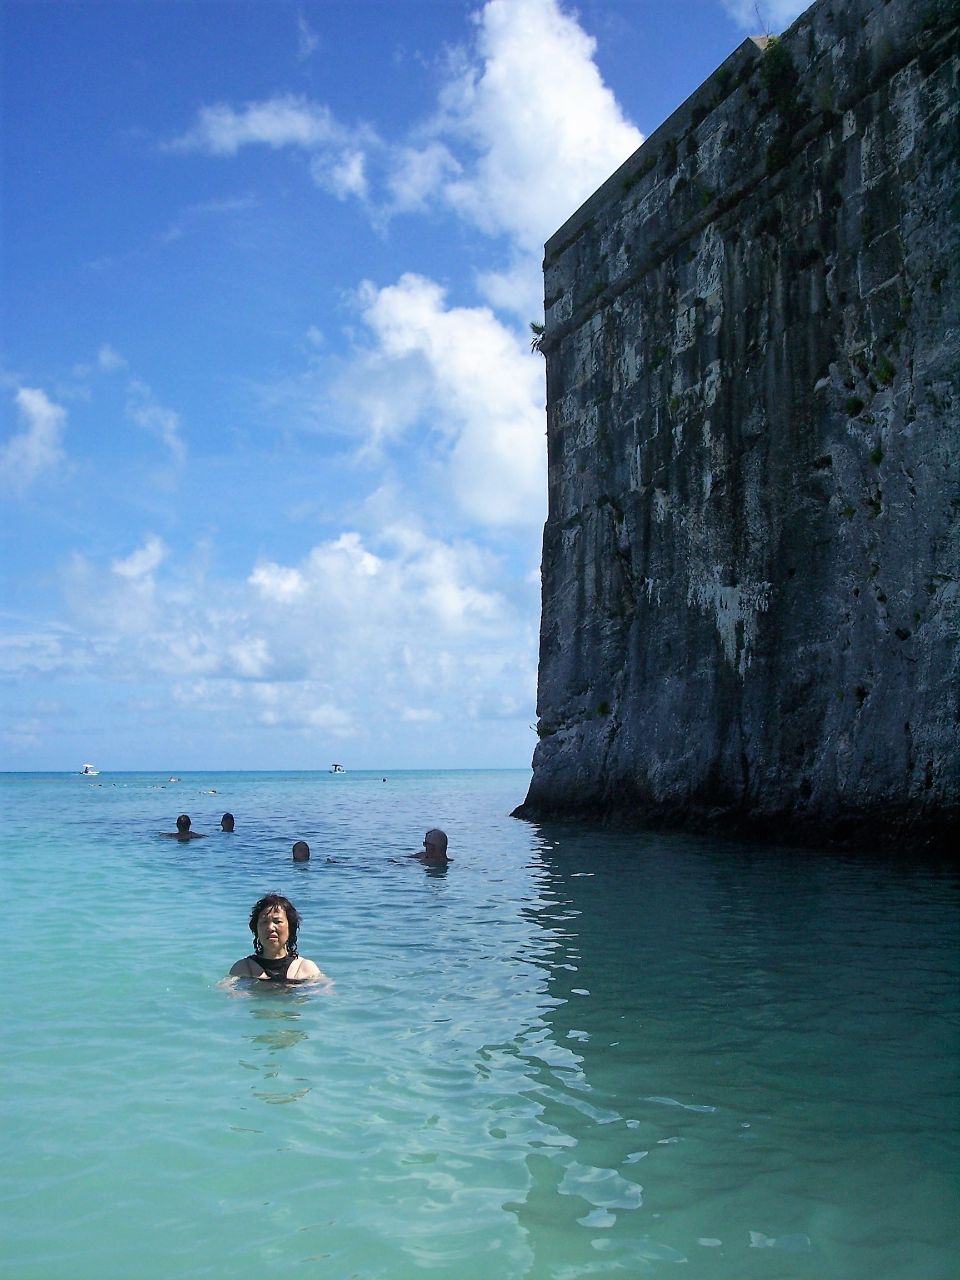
[290,957,331,985]
[229,956,261,977]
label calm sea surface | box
[2,770,957,1279]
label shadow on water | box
[238,990,313,1105]
[495,819,960,1274]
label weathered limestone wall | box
[517,0,959,847]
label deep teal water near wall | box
[2,770,957,1279]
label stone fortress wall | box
[516,0,958,848]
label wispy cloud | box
[296,10,320,61]
[112,534,168,580]
[0,387,67,491]
[0,626,89,678]
[311,148,369,200]
[384,142,461,215]
[126,380,186,463]
[71,343,127,379]
[167,93,363,155]
[159,193,257,244]
[98,343,126,371]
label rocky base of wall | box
[512,793,958,855]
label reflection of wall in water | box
[518,822,956,1260]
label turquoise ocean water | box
[2,769,957,1279]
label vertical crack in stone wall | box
[516,0,959,849]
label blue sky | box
[1,0,807,771]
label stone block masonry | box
[515,0,958,850]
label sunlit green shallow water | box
[2,770,957,1279]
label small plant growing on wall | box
[873,354,895,386]
[760,37,798,111]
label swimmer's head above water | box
[160,813,205,840]
[292,840,310,862]
[249,893,301,956]
[416,829,450,864]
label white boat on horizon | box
[80,763,99,776]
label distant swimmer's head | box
[292,840,310,862]
[176,814,192,833]
[422,829,449,862]
[220,813,235,832]
[250,893,300,956]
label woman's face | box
[256,903,290,953]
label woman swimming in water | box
[229,893,330,985]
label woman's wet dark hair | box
[249,894,300,956]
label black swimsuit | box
[247,953,302,982]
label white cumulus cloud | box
[32,520,537,759]
[431,0,643,252]
[249,562,307,602]
[0,387,67,490]
[355,273,546,526]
